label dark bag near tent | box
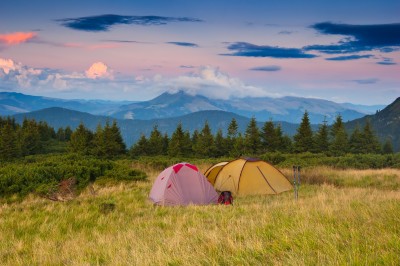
[218,191,233,205]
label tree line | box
[0,111,394,161]
[130,111,394,157]
[0,117,72,160]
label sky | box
[0,0,399,105]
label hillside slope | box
[346,97,400,151]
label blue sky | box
[0,0,399,104]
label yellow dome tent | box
[204,158,292,196]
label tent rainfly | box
[204,158,292,196]
[150,162,218,206]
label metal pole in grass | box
[297,166,301,199]
[293,165,297,200]
[293,165,300,200]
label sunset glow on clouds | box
[0,32,37,45]
[0,0,399,104]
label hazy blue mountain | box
[2,90,383,124]
[345,97,400,152]
[112,91,221,120]
[13,107,308,147]
[340,102,385,114]
[0,92,131,116]
[110,91,369,124]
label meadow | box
[0,161,399,265]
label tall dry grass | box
[0,165,399,265]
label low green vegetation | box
[0,154,146,201]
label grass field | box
[0,163,399,265]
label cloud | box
[249,65,281,71]
[222,42,317,58]
[163,66,278,99]
[0,58,278,101]
[326,54,373,61]
[166,42,199,47]
[0,32,37,45]
[305,22,400,54]
[57,14,203,32]
[85,62,114,79]
[377,58,397,65]
[278,30,295,35]
[64,42,120,50]
[351,78,379,84]
[180,65,195,69]
[101,39,144,43]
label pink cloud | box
[0,32,37,45]
[85,62,114,79]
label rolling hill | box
[345,97,400,152]
[0,91,130,116]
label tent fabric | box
[204,161,228,185]
[204,158,292,196]
[149,162,218,206]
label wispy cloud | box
[166,42,199,47]
[278,30,295,35]
[351,78,379,84]
[249,65,281,71]
[180,65,195,69]
[57,14,203,32]
[222,42,317,58]
[326,54,373,61]
[377,58,397,65]
[101,39,142,43]
[0,32,37,45]
[305,22,400,54]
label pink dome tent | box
[149,163,218,206]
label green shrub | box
[0,154,146,199]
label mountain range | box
[1,91,385,124]
[3,90,398,151]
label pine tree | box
[244,117,261,155]
[191,129,199,154]
[293,111,313,153]
[168,123,191,157]
[227,118,239,139]
[231,133,245,157]
[214,128,226,157]
[261,120,277,152]
[361,120,381,154]
[148,125,164,155]
[382,138,394,154]
[226,118,239,156]
[64,126,73,141]
[68,123,93,155]
[313,119,329,153]
[162,133,169,155]
[349,124,363,154]
[0,121,18,160]
[102,120,126,157]
[130,134,149,156]
[193,121,216,157]
[329,115,348,156]
[56,128,66,141]
[91,124,106,157]
[18,119,41,156]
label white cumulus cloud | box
[85,62,114,79]
[162,66,276,99]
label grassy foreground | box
[0,164,399,265]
